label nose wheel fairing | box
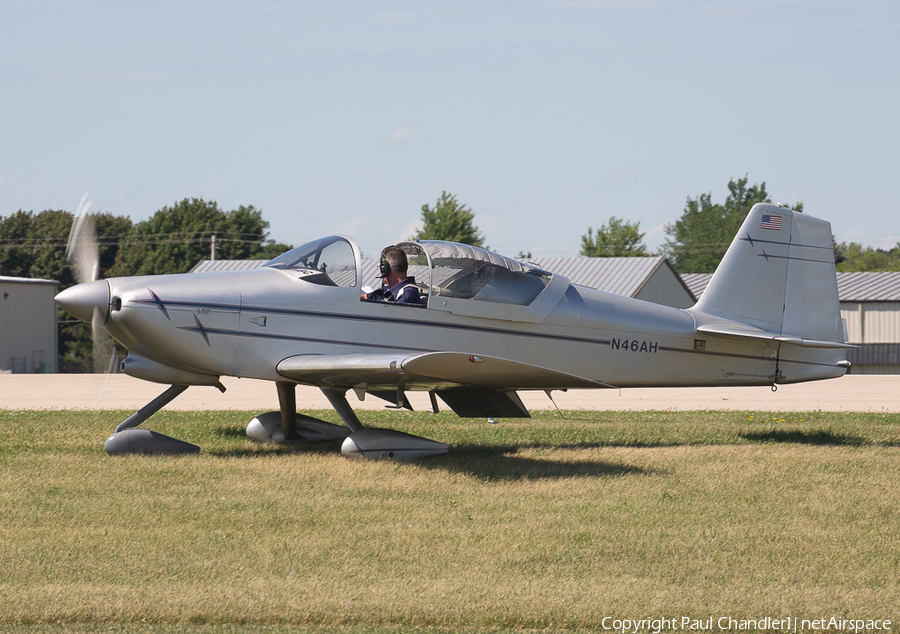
[105,429,200,455]
[104,384,199,455]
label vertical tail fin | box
[690,203,848,381]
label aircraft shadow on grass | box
[206,424,900,479]
[209,426,650,481]
[739,429,869,446]
[417,443,652,481]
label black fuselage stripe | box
[177,325,434,353]
[130,299,614,346]
[151,302,841,370]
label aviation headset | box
[379,245,398,278]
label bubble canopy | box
[264,236,556,309]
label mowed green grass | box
[1,408,899,633]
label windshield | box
[265,236,358,288]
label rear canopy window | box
[417,242,551,306]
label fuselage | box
[55,227,848,394]
[93,265,841,390]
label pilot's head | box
[381,246,408,278]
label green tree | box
[580,217,647,257]
[0,209,133,372]
[661,175,803,273]
[835,242,900,272]
[109,198,282,277]
[1,200,293,372]
[411,191,485,247]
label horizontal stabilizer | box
[696,324,856,349]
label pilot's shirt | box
[366,276,423,304]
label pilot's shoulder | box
[396,283,425,304]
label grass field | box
[1,408,899,633]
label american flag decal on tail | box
[761,214,782,230]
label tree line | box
[577,177,900,273]
[418,179,899,274]
[0,198,290,372]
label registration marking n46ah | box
[611,338,658,353]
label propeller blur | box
[64,192,118,374]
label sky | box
[2,0,898,260]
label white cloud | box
[388,126,416,144]
[552,0,660,8]
[35,65,167,80]
[643,221,667,238]
[331,216,370,236]
[396,218,421,243]
[369,12,414,23]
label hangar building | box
[0,276,59,373]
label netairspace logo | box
[599,616,893,633]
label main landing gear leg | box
[321,387,448,460]
[321,387,364,433]
[104,384,200,455]
[277,381,298,440]
[245,382,350,444]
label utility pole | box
[211,233,217,261]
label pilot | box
[364,246,423,304]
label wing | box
[276,351,614,390]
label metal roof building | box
[190,259,267,273]
[0,276,59,373]
[835,273,900,373]
[681,273,713,301]
[526,256,695,308]
[836,272,900,302]
[191,256,697,309]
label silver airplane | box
[55,203,851,458]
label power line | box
[0,236,270,249]
[0,230,267,246]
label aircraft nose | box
[55,279,111,324]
